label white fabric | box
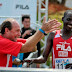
[6,54,11,67]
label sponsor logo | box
[56,41,71,51]
[16,5,29,9]
[58,51,68,57]
[56,59,69,64]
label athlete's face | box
[22,18,30,28]
[8,20,21,42]
[62,12,72,30]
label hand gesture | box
[41,16,62,33]
[24,30,32,35]
[22,30,32,38]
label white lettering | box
[56,41,71,51]
[67,46,71,51]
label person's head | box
[62,10,72,30]
[22,15,30,28]
[1,18,21,42]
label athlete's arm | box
[24,32,55,64]
[41,32,55,62]
[32,32,55,63]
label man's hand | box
[12,58,22,65]
[22,30,31,38]
[24,30,32,35]
[41,16,62,33]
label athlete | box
[24,10,72,69]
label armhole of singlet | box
[54,30,61,38]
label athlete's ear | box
[62,17,64,21]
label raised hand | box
[41,16,62,33]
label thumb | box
[48,18,51,21]
[43,16,46,24]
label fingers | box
[41,17,62,33]
[49,28,60,32]
[43,16,46,24]
[45,28,60,33]
[47,19,61,29]
[45,21,61,33]
[51,22,62,28]
[48,19,58,26]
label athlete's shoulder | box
[49,30,56,36]
[46,30,56,41]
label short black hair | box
[1,21,12,34]
[64,10,72,17]
[22,15,30,22]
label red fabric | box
[17,38,26,44]
[0,35,26,67]
[52,30,72,68]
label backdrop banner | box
[0,0,37,29]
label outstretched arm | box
[20,17,61,53]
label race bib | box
[55,58,72,69]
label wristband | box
[44,33,47,35]
[39,28,47,35]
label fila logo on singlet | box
[56,41,71,57]
[56,41,71,51]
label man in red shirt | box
[24,10,72,69]
[0,17,61,67]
